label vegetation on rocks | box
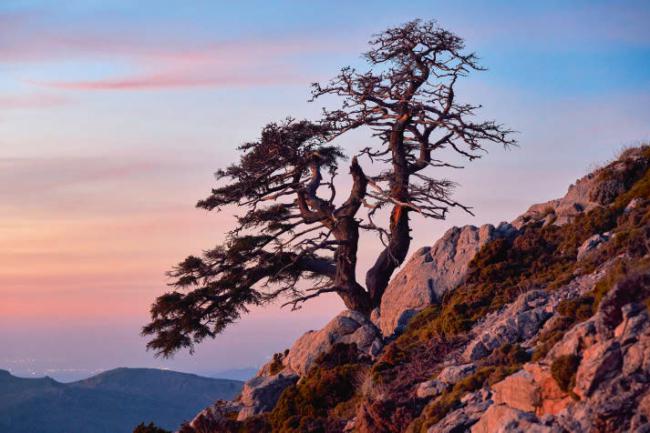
[359,145,650,431]
[268,343,369,433]
[551,354,581,393]
[179,146,650,433]
[133,423,171,433]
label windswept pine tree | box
[143,20,515,357]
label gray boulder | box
[284,310,383,376]
[576,232,610,260]
[416,379,448,399]
[437,363,477,385]
[378,222,516,337]
[237,372,299,420]
[464,290,552,362]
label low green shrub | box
[551,354,580,392]
[133,423,171,433]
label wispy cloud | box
[0,94,68,110]
[31,70,306,91]
[0,11,339,91]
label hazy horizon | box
[1,0,649,382]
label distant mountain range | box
[0,367,243,433]
[208,367,257,382]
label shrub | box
[133,423,171,433]
[551,354,580,392]
[268,343,369,433]
[268,350,288,375]
[557,296,595,322]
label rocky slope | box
[179,145,650,433]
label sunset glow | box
[1,0,649,381]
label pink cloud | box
[0,11,340,91]
[0,94,68,110]
[32,70,306,91]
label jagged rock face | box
[182,400,242,433]
[513,146,649,229]
[427,390,491,433]
[576,232,611,260]
[378,222,516,337]
[178,146,650,433]
[470,293,650,433]
[463,290,553,362]
[283,310,383,376]
[236,372,299,420]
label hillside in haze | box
[0,368,242,433]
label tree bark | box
[365,116,412,307]
[333,217,372,314]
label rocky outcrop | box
[183,400,242,433]
[471,404,548,433]
[473,297,650,433]
[576,232,611,260]
[491,370,541,413]
[427,390,491,433]
[513,146,649,229]
[377,222,516,337]
[284,310,382,376]
[416,379,448,399]
[178,145,650,433]
[236,372,298,420]
[463,290,552,362]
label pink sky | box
[1,1,649,380]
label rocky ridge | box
[178,145,650,433]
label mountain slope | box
[178,145,650,433]
[0,368,242,433]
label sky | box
[0,0,649,381]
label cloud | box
[31,70,306,91]
[0,94,68,110]
[0,11,338,91]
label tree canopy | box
[143,19,516,357]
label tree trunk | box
[334,217,372,314]
[366,116,412,307]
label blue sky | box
[0,0,648,380]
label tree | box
[143,20,516,357]
[132,422,171,433]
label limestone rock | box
[491,370,541,413]
[284,310,382,376]
[378,222,516,337]
[576,232,610,260]
[437,363,476,385]
[464,290,552,361]
[416,379,448,399]
[427,390,491,433]
[471,404,548,433]
[237,372,299,420]
[183,400,242,432]
[573,341,622,398]
[523,363,572,416]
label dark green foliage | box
[133,422,171,433]
[532,316,575,361]
[269,350,289,376]
[143,120,343,357]
[486,343,531,367]
[268,343,369,433]
[551,355,581,392]
[145,19,516,358]
[557,296,595,322]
